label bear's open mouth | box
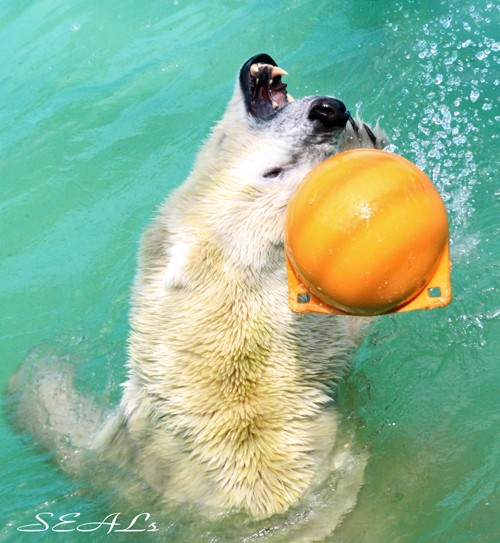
[240,53,291,120]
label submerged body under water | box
[1,0,498,542]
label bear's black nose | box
[308,97,349,129]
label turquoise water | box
[1,0,499,541]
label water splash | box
[387,1,499,249]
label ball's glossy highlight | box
[285,149,451,316]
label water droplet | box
[444,51,458,65]
[439,16,452,28]
[470,89,480,102]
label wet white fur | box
[9,61,387,526]
[94,75,387,518]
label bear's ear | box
[239,54,290,120]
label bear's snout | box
[308,97,350,130]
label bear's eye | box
[263,167,283,179]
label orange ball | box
[285,149,449,316]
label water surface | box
[1,1,499,541]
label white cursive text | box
[17,512,159,534]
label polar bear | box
[9,54,387,525]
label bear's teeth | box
[271,66,288,79]
[249,63,288,80]
[250,63,265,78]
